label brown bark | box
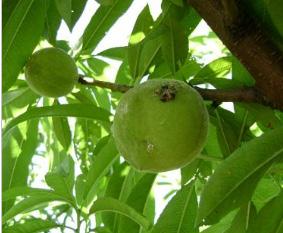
[187,0,283,110]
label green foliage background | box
[2,0,283,232]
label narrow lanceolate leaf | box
[197,127,283,225]
[137,37,162,80]
[89,197,151,230]
[98,46,127,61]
[52,99,71,150]
[2,0,20,27]
[4,120,38,191]
[118,174,156,233]
[71,0,87,29]
[55,0,72,28]
[3,120,39,214]
[3,0,47,92]
[102,163,129,230]
[52,116,72,150]
[83,138,119,208]
[151,184,198,233]
[82,0,133,53]
[128,5,154,80]
[247,191,283,233]
[3,219,60,233]
[224,203,257,233]
[45,0,61,45]
[2,187,71,203]
[161,18,188,75]
[2,195,69,223]
[3,104,111,136]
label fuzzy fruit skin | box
[25,47,78,97]
[112,79,209,173]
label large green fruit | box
[112,79,208,173]
[25,47,78,97]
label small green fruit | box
[25,47,78,97]
[112,79,209,173]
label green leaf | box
[252,177,281,210]
[232,56,255,86]
[3,218,60,233]
[128,5,154,80]
[102,163,129,230]
[247,191,283,233]
[3,104,111,136]
[98,46,127,61]
[52,101,72,150]
[89,197,151,230]
[83,138,119,208]
[151,184,198,233]
[181,159,200,185]
[137,37,162,80]
[3,88,39,112]
[2,187,70,202]
[3,0,47,92]
[2,0,20,27]
[196,56,232,79]
[224,203,256,233]
[3,120,38,190]
[197,127,283,225]
[192,56,235,88]
[112,168,138,232]
[214,109,239,157]
[161,18,188,74]
[118,174,156,233]
[3,120,39,213]
[55,0,72,28]
[45,156,75,205]
[45,0,61,45]
[82,0,133,53]
[200,210,238,233]
[2,195,69,223]
[71,0,87,29]
[52,116,72,150]
[87,57,110,77]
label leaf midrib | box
[3,0,35,59]
[176,186,194,233]
[203,147,283,222]
[84,0,120,50]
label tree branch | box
[78,76,130,93]
[78,77,270,107]
[187,0,283,110]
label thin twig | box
[78,76,265,105]
[78,76,131,93]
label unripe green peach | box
[25,47,78,97]
[112,79,209,173]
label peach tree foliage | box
[2,0,283,232]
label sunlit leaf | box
[151,184,198,233]
[128,5,154,80]
[3,0,47,91]
[3,104,111,136]
[2,195,69,223]
[82,0,133,53]
[3,218,60,233]
[89,197,151,230]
